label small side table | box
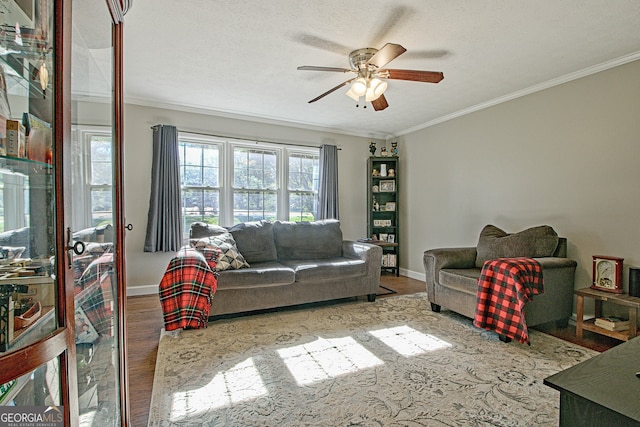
[575,287,640,341]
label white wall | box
[123,105,378,294]
[400,59,640,296]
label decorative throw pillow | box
[0,246,26,260]
[189,222,228,239]
[475,224,559,268]
[191,232,250,271]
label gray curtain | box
[317,144,339,219]
[144,125,183,252]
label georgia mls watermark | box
[0,406,63,427]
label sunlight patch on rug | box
[170,357,267,421]
[369,325,452,356]
[148,293,598,427]
[278,336,383,385]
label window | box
[179,142,221,232]
[71,126,113,230]
[89,135,113,226]
[178,135,319,232]
[288,153,319,222]
[0,173,29,232]
[233,147,277,224]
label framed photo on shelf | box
[385,202,396,211]
[383,219,392,227]
[373,220,382,227]
[379,233,388,242]
[380,180,395,192]
[387,234,395,243]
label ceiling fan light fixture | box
[370,78,387,97]
[351,77,368,97]
[345,87,360,101]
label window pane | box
[180,144,220,188]
[182,188,220,231]
[289,154,318,191]
[91,187,112,226]
[233,191,277,224]
[289,191,317,222]
[234,148,277,190]
[90,138,112,185]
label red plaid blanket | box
[159,248,217,331]
[473,257,543,344]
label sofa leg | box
[430,303,441,312]
[367,294,376,302]
[498,334,512,343]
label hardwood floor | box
[126,272,620,426]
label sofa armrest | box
[534,257,577,270]
[423,247,477,301]
[343,241,382,264]
[343,241,383,291]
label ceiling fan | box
[297,43,444,111]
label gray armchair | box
[423,225,577,329]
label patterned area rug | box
[148,293,596,426]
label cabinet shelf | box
[0,155,52,174]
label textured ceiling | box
[122,1,640,139]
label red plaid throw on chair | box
[473,257,543,344]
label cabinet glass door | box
[0,0,62,407]
[71,1,121,423]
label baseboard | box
[402,268,426,282]
[127,284,158,297]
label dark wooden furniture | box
[367,156,399,276]
[544,336,640,426]
[576,287,640,341]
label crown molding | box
[124,97,389,140]
[392,51,640,137]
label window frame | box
[178,133,320,231]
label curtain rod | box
[150,125,341,150]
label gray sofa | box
[187,219,383,317]
[423,225,577,328]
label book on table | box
[594,316,629,331]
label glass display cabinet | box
[0,1,130,425]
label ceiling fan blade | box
[366,43,406,68]
[383,69,444,83]
[371,94,389,111]
[298,66,352,73]
[308,79,354,103]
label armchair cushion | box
[475,225,559,268]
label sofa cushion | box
[475,225,559,268]
[191,233,250,271]
[228,221,277,264]
[0,227,30,253]
[189,222,227,239]
[216,261,295,289]
[281,257,367,282]
[273,220,343,260]
[439,268,482,294]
